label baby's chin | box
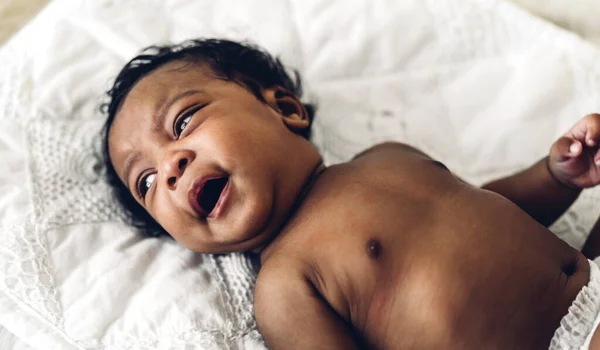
[186,232,271,255]
[214,225,277,254]
[180,212,274,254]
[213,197,280,250]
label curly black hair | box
[101,38,316,238]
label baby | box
[103,39,600,349]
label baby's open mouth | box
[197,176,229,216]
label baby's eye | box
[173,105,204,137]
[137,173,156,199]
[174,115,191,138]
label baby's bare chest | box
[293,163,583,349]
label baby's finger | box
[594,147,600,167]
[584,113,600,147]
[551,136,582,162]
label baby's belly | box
[332,187,588,349]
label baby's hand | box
[549,113,600,189]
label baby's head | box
[102,39,322,254]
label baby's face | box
[108,61,320,253]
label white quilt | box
[3,0,600,349]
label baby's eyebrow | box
[152,89,207,132]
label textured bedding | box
[3,0,600,349]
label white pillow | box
[2,0,600,349]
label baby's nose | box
[167,158,188,186]
[161,150,194,189]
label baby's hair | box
[100,38,316,238]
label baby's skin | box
[108,61,600,349]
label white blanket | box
[2,0,600,349]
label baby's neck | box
[257,161,327,263]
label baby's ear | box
[263,86,309,133]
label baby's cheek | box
[153,204,185,237]
[169,223,201,250]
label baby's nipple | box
[366,239,382,260]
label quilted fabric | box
[2,0,600,349]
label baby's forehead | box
[125,61,215,102]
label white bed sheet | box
[3,0,600,349]
[511,0,600,46]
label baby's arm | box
[484,114,600,226]
[254,262,361,350]
[482,158,581,227]
[582,217,600,259]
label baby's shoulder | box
[256,249,312,289]
[353,141,432,163]
[343,142,436,179]
[254,253,313,317]
[300,142,437,208]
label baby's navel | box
[366,239,382,260]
